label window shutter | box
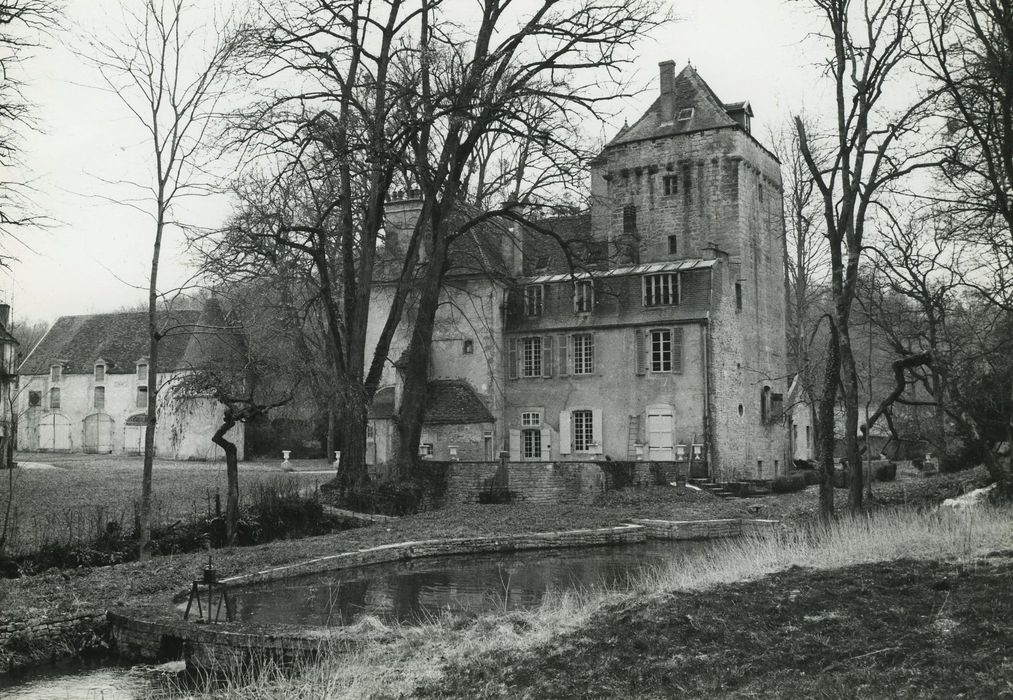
[558,334,569,377]
[589,333,596,373]
[672,327,684,374]
[508,338,518,380]
[509,429,521,461]
[634,329,646,375]
[572,282,578,313]
[542,335,554,378]
[676,272,682,305]
[641,276,648,307]
[591,409,604,454]
[540,428,552,461]
[559,411,572,454]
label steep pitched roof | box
[423,379,494,424]
[19,304,242,377]
[367,379,493,425]
[522,213,593,276]
[608,65,739,147]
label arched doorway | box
[82,413,114,453]
[38,413,72,451]
[124,413,146,455]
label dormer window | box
[50,365,62,383]
[524,285,543,316]
[94,363,106,382]
[677,107,694,121]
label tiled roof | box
[368,379,493,425]
[424,379,494,424]
[19,303,243,377]
[608,65,739,147]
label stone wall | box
[435,460,609,505]
[630,518,779,540]
[0,610,106,672]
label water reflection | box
[226,540,709,627]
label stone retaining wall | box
[0,611,106,672]
[629,518,780,540]
[440,461,608,506]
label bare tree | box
[391,0,665,468]
[918,0,1013,496]
[88,0,236,559]
[794,0,939,515]
[0,0,59,257]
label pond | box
[218,540,712,627]
[3,540,714,697]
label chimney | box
[0,304,9,329]
[384,194,424,253]
[659,60,676,123]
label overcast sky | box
[5,0,823,325]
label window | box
[366,423,376,440]
[573,280,594,313]
[668,235,678,255]
[94,386,105,410]
[94,364,105,382]
[650,330,672,372]
[677,107,694,121]
[573,409,594,452]
[572,334,594,375]
[643,273,680,306]
[522,429,542,459]
[521,411,541,427]
[771,393,784,422]
[50,365,61,382]
[806,425,811,449]
[137,363,148,382]
[49,387,60,409]
[735,282,743,311]
[419,443,433,457]
[136,385,148,409]
[761,386,772,423]
[522,337,542,377]
[463,339,474,355]
[663,174,678,195]
[623,205,637,235]
[524,285,543,316]
[759,183,764,202]
[28,390,41,407]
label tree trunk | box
[337,390,369,490]
[211,413,240,545]
[839,327,863,513]
[395,239,448,476]
[815,330,839,520]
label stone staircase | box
[689,478,772,499]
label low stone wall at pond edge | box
[410,459,696,507]
[107,519,779,668]
[0,611,107,673]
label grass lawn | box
[0,453,332,553]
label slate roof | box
[19,305,242,376]
[522,213,593,276]
[608,65,740,147]
[368,386,396,420]
[368,379,494,425]
[424,379,494,424]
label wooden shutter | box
[591,409,604,454]
[508,338,518,380]
[509,429,521,461]
[671,327,684,374]
[559,411,572,454]
[634,329,646,375]
[558,334,569,377]
[540,428,552,461]
[542,335,554,378]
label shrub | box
[874,462,897,482]
[771,475,808,494]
